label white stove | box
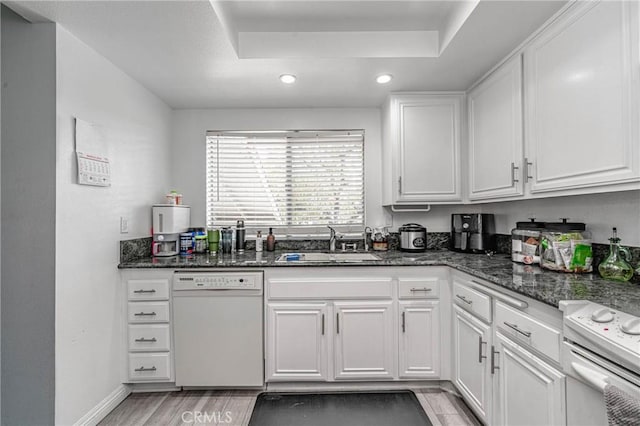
[561,300,640,374]
[560,301,640,426]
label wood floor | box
[99,388,481,426]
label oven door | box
[563,341,640,426]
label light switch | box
[120,216,129,234]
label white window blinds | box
[206,130,365,235]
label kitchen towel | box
[604,383,640,426]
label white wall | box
[1,8,56,425]
[171,108,387,229]
[55,26,173,424]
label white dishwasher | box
[173,271,264,387]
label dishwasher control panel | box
[173,272,263,290]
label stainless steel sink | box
[275,252,382,263]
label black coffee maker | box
[451,214,495,253]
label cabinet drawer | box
[127,279,169,301]
[268,278,393,299]
[128,301,170,323]
[495,301,561,362]
[452,281,491,323]
[128,324,171,352]
[398,278,439,299]
[128,353,171,381]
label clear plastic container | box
[511,219,545,265]
[540,220,592,273]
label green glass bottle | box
[598,227,634,282]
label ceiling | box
[8,0,567,109]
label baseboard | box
[73,384,131,426]
[266,380,449,393]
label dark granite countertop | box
[119,250,640,317]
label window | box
[206,130,365,236]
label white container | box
[152,205,190,234]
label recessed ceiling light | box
[376,74,393,84]
[280,74,297,84]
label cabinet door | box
[392,94,463,203]
[453,306,492,424]
[468,55,524,201]
[334,301,395,380]
[493,332,566,426]
[266,303,328,382]
[524,1,640,193]
[399,301,440,379]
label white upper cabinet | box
[523,0,640,194]
[383,93,464,205]
[468,55,524,201]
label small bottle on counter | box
[266,228,276,252]
[256,230,263,252]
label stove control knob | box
[591,308,614,323]
[620,318,640,335]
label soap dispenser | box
[598,227,634,282]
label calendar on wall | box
[74,117,111,187]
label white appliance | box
[152,205,190,257]
[172,271,264,387]
[560,301,640,426]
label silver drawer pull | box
[456,294,473,305]
[491,346,500,374]
[478,336,487,363]
[410,287,432,292]
[133,289,156,294]
[134,366,157,372]
[134,337,157,343]
[503,321,532,337]
[134,312,157,317]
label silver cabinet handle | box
[134,366,157,372]
[478,336,487,363]
[133,289,156,294]
[134,312,157,316]
[456,294,473,305]
[491,346,500,374]
[524,157,533,183]
[511,162,519,185]
[336,313,340,334]
[134,337,157,343]
[402,312,406,333]
[503,321,532,338]
[321,314,325,336]
[398,176,402,195]
[410,287,432,292]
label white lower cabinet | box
[122,269,174,383]
[399,301,440,379]
[265,267,446,383]
[334,301,395,380]
[266,303,328,381]
[493,331,566,426]
[453,305,492,424]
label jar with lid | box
[540,219,592,273]
[511,219,545,265]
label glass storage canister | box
[540,219,592,273]
[511,219,545,265]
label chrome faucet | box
[328,226,337,251]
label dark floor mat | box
[248,391,433,426]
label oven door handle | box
[572,362,609,392]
